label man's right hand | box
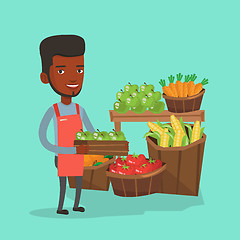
[76,145,90,154]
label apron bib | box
[53,103,84,177]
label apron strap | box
[53,103,60,117]
[76,104,80,115]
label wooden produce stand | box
[109,109,206,197]
[109,110,205,131]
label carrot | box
[183,75,190,97]
[175,73,183,97]
[159,79,174,97]
[188,74,197,96]
[194,78,208,95]
[168,75,178,97]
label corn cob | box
[160,128,169,147]
[191,121,201,143]
[147,122,165,135]
[173,130,184,147]
[170,115,185,136]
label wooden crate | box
[74,140,129,156]
[68,157,116,191]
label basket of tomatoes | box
[106,154,166,197]
[159,73,208,113]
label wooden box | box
[74,140,129,156]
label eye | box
[77,69,83,74]
[58,69,64,74]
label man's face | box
[48,55,84,97]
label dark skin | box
[40,55,89,154]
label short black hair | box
[39,35,85,76]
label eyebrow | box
[76,65,84,67]
[56,65,66,68]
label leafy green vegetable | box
[165,132,174,147]
[181,135,189,147]
[93,162,103,166]
[200,127,205,139]
[184,123,192,143]
[143,131,161,146]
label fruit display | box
[114,82,165,114]
[108,153,163,175]
[144,115,205,148]
[76,129,126,141]
[159,73,208,98]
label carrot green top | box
[184,75,191,82]
[201,78,209,85]
[189,74,197,82]
[168,75,175,83]
[176,73,183,81]
[159,79,166,87]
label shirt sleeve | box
[39,106,76,154]
[80,107,95,133]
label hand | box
[76,145,89,154]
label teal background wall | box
[1,0,239,239]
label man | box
[39,35,93,215]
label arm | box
[39,107,76,154]
[80,107,95,133]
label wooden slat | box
[109,110,205,123]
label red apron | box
[53,103,84,177]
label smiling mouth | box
[66,84,79,88]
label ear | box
[40,72,49,84]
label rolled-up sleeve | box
[39,107,76,154]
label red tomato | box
[126,153,145,167]
[147,158,162,171]
[109,163,118,173]
[135,163,153,175]
[138,154,147,162]
[116,157,127,167]
[154,159,162,170]
[117,164,135,175]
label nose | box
[70,79,77,83]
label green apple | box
[76,131,83,140]
[131,104,147,114]
[97,134,111,141]
[83,131,94,140]
[114,101,129,113]
[93,131,100,139]
[149,101,165,114]
[116,131,125,139]
[124,82,139,94]
[116,89,131,102]
[138,91,146,99]
[141,96,155,108]
[126,96,141,107]
[152,91,162,101]
[140,82,154,94]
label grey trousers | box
[55,156,83,210]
